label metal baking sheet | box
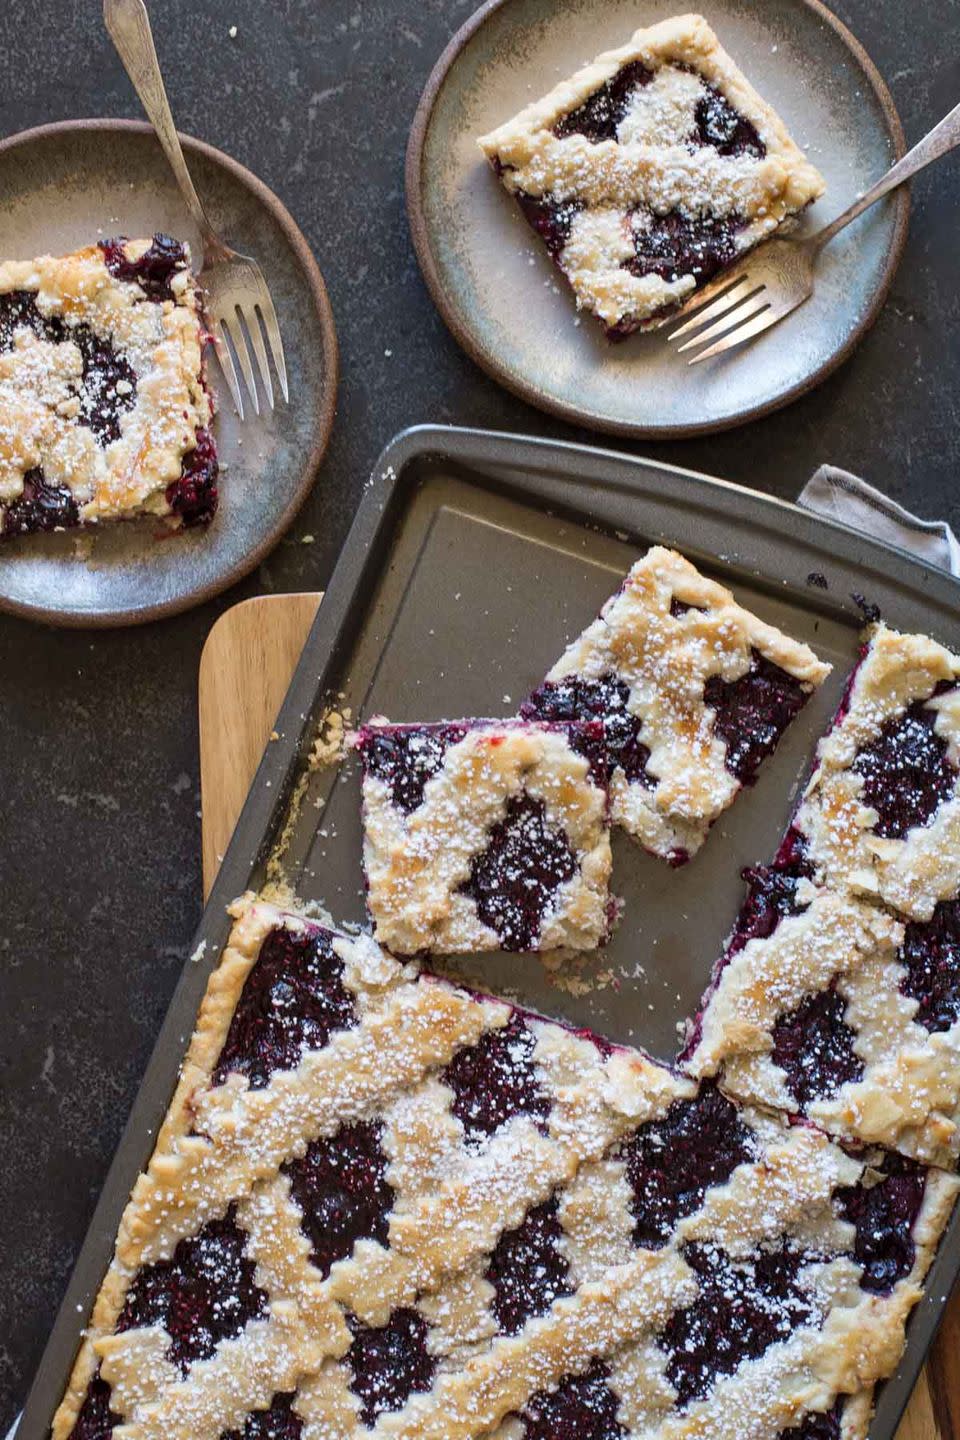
[21,424,960,1440]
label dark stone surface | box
[0,0,958,1428]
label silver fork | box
[668,98,960,363]
[104,0,287,418]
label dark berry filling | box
[899,899,960,1033]
[2,466,79,537]
[770,987,863,1111]
[836,1152,926,1294]
[442,1013,550,1141]
[660,1242,816,1407]
[625,210,742,289]
[358,724,468,814]
[523,675,653,788]
[620,1084,757,1248]
[669,598,706,618]
[851,684,956,839]
[116,1205,267,1372]
[283,1120,394,1279]
[693,84,765,158]
[777,1400,843,1439]
[214,924,357,1089]
[518,1359,626,1440]
[457,792,579,951]
[513,190,585,259]
[727,863,811,959]
[99,233,188,302]
[345,1308,436,1427]
[220,1394,303,1440]
[67,1374,120,1440]
[485,1195,572,1333]
[553,60,654,142]
[166,427,219,527]
[703,650,810,785]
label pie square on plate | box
[356,717,615,955]
[0,234,217,536]
[53,899,958,1440]
[478,13,825,336]
[522,546,831,864]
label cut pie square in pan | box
[522,546,831,865]
[478,14,825,336]
[356,717,615,955]
[53,900,958,1440]
[0,234,217,537]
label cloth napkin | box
[798,464,960,577]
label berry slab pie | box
[52,899,959,1440]
[0,235,217,537]
[477,14,825,336]
[356,718,615,955]
[786,623,960,922]
[522,547,831,865]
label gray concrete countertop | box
[1,0,958,1425]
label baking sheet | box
[20,424,960,1440]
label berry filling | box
[98,234,188,302]
[345,1308,436,1427]
[625,210,743,291]
[518,1360,626,1440]
[220,1394,303,1440]
[523,675,653,788]
[836,1153,926,1294]
[660,1242,816,1407]
[67,1374,120,1440]
[1,466,79,537]
[214,924,358,1089]
[703,650,810,785]
[513,190,585,259]
[457,792,579,951]
[485,1195,572,1333]
[358,724,468,814]
[166,427,219,528]
[851,685,956,839]
[777,1400,843,1439]
[899,899,960,1033]
[553,60,655,141]
[442,1013,550,1141]
[116,1205,267,1372]
[770,987,864,1111]
[620,1084,757,1248]
[283,1120,394,1279]
[726,863,811,960]
[693,84,765,158]
[669,598,706,618]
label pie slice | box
[478,14,825,336]
[522,547,831,864]
[53,898,958,1440]
[786,623,960,921]
[684,862,960,1168]
[356,717,615,954]
[0,234,217,537]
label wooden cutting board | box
[198,592,956,1440]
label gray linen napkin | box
[798,464,960,577]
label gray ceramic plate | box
[0,119,338,627]
[407,0,907,437]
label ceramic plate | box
[0,119,338,627]
[407,0,906,437]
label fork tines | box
[667,272,780,363]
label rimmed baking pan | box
[19,424,960,1440]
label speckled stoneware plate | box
[407,0,907,437]
[0,119,338,627]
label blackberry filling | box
[2,467,79,537]
[213,924,357,1088]
[67,1374,120,1440]
[523,675,653,787]
[99,233,188,302]
[345,1308,436,1427]
[519,1359,626,1439]
[358,724,468,814]
[694,84,765,158]
[836,1153,926,1294]
[220,1394,303,1440]
[620,1084,756,1248]
[457,792,579,950]
[167,428,219,528]
[283,1120,395,1279]
[770,988,864,1111]
[485,1196,572,1333]
[513,191,585,259]
[553,60,655,141]
[851,684,956,839]
[442,1013,550,1141]
[625,210,742,288]
[726,863,811,960]
[660,1242,815,1406]
[704,650,810,785]
[117,1205,267,1372]
[777,1400,843,1439]
[899,899,960,1033]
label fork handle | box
[815,99,960,250]
[104,0,225,256]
